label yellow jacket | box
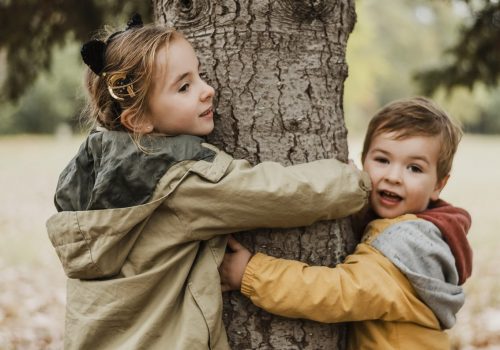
[241,215,468,350]
[46,131,370,349]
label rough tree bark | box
[155,1,356,349]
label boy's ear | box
[431,174,450,201]
[120,109,153,133]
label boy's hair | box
[82,24,182,136]
[361,96,463,181]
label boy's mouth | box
[379,190,403,202]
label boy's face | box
[146,37,215,136]
[363,132,448,219]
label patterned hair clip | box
[106,72,136,101]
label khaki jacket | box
[46,131,370,349]
[242,213,470,350]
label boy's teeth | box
[381,191,401,199]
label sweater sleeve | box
[240,246,438,325]
[168,150,371,241]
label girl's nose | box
[201,80,215,101]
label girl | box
[46,15,370,349]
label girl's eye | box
[199,72,208,81]
[374,157,389,164]
[179,83,190,92]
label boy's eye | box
[408,165,422,173]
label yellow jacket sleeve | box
[241,244,438,325]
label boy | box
[219,97,472,350]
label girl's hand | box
[348,158,361,171]
[219,236,252,292]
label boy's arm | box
[169,151,371,241]
[238,243,437,324]
[219,237,253,292]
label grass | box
[1,133,499,349]
[0,134,83,349]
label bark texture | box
[155,1,356,349]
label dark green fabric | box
[54,131,215,211]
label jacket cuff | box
[241,253,270,297]
[359,170,372,192]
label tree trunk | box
[155,1,356,349]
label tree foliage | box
[0,0,498,102]
[415,0,500,94]
[0,0,152,101]
[344,0,500,134]
[0,42,84,134]
[345,1,463,128]
[1,0,499,134]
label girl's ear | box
[431,174,449,201]
[120,109,153,133]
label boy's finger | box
[227,236,244,251]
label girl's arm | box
[167,151,371,241]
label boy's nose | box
[384,166,402,184]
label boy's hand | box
[219,236,252,292]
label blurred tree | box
[0,42,84,134]
[344,0,500,134]
[415,0,500,94]
[0,0,152,101]
[1,0,498,102]
[344,0,462,130]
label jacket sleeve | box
[167,148,371,241]
[240,244,437,324]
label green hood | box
[54,130,214,211]
[47,131,215,279]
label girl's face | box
[146,37,215,136]
[363,132,448,219]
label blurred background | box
[0,0,499,349]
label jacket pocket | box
[188,282,214,349]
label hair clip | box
[81,39,106,75]
[106,73,136,101]
[107,13,144,42]
[81,13,144,76]
[126,13,143,29]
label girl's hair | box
[81,24,182,139]
[361,96,463,181]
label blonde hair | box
[82,24,182,141]
[361,96,463,181]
